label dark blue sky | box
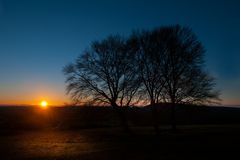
[0,0,239,105]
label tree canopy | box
[130,25,220,106]
[63,35,141,107]
[63,24,220,132]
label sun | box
[40,100,48,108]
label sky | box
[0,0,239,106]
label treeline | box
[63,24,220,133]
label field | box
[0,105,240,159]
[1,125,240,159]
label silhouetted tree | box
[130,25,220,132]
[129,31,167,134]
[155,25,220,131]
[63,35,141,132]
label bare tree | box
[130,25,220,132]
[63,25,220,133]
[63,35,141,132]
[129,31,167,134]
[157,25,220,130]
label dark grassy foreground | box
[0,105,240,159]
[1,105,240,130]
[0,125,240,159]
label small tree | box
[63,35,141,132]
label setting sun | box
[40,101,48,108]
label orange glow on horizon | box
[0,95,70,106]
[40,100,48,108]
[0,82,70,106]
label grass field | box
[0,125,240,159]
[0,106,240,159]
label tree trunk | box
[171,102,177,131]
[150,102,160,134]
[112,104,130,133]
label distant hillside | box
[0,105,240,130]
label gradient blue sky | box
[0,0,239,105]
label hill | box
[0,104,240,130]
